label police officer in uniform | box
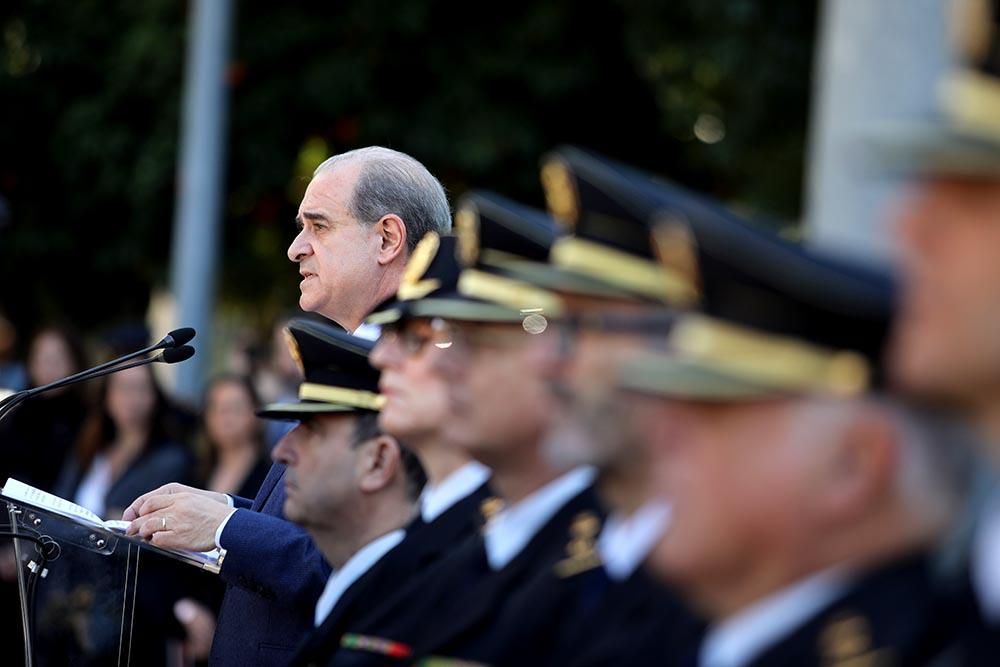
[879,0,1000,636]
[591,162,984,665]
[252,320,428,665]
[325,198,613,666]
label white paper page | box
[2,478,221,571]
[103,519,131,532]
[2,477,105,526]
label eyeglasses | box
[559,309,677,335]
[552,309,677,359]
[378,318,456,357]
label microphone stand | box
[0,329,192,412]
[0,334,195,424]
[0,343,194,666]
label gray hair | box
[791,396,975,527]
[314,147,451,253]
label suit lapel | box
[252,463,285,512]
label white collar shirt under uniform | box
[482,466,596,571]
[314,528,406,627]
[419,461,491,523]
[597,499,672,582]
[699,568,848,667]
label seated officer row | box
[205,139,999,666]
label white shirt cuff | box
[225,494,235,508]
[214,508,239,550]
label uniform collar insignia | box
[554,511,604,578]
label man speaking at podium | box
[121,147,451,666]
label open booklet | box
[1,477,224,573]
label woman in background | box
[0,324,91,491]
[198,373,270,499]
[47,361,196,667]
[55,362,194,518]
[0,326,92,666]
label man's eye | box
[403,334,431,352]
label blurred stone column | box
[167,0,233,404]
[804,0,951,262]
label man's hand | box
[125,492,234,552]
[122,483,228,522]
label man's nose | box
[528,324,572,381]
[288,230,311,262]
[271,429,298,465]
[370,334,401,370]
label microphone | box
[160,345,195,364]
[0,345,196,423]
[49,345,196,386]
[0,327,196,412]
[158,327,196,349]
[0,337,197,424]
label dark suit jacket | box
[292,481,493,666]
[210,463,332,667]
[328,484,605,666]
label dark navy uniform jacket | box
[210,463,332,667]
[557,566,704,667]
[326,484,605,666]
[738,552,992,667]
[292,481,493,666]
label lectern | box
[1,490,221,666]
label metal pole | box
[9,504,31,667]
[167,0,233,403]
[804,0,950,262]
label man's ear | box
[357,435,402,494]
[814,406,896,523]
[375,214,407,266]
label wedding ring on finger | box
[161,517,167,531]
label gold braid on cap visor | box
[298,383,387,410]
[549,236,698,306]
[668,315,871,396]
[457,269,564,318]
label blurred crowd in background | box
[0,315,305,663]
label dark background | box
[0,0,818,345]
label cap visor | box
[257,402,361,421]
[498,259,639,300]
[405,296,529,323]
[618,353,785,401]
[365,306,406,326]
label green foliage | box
[0,0,184,332]
[0,0,816,337]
